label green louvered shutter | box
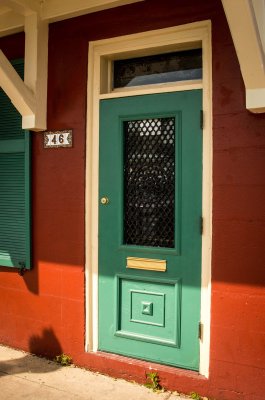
[0,59,31,269]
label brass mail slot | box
[126,257,166,272]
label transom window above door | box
[113,49,202,89]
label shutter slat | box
[0,152,27,264]
[0,59,31,269]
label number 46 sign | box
[44,130,73,148]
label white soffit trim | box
[40,0,144,23]
[222,0,265,113]
[0,10,24,36]
[0,0,144,34]
[0,0,40,16]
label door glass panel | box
[123,117,175,248]
[113,49,202,88]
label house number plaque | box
[44,130,72,148]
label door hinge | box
[198,322,203,340]
[200,110,204,130]
[200,216,203,235]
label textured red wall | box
[0,1,265,399]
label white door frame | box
[85,20,212,377]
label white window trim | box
[85,20,212,377]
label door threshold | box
[92,349,203,376]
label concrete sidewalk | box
[0,345,190,400]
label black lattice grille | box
[123,117,175,248]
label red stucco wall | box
[0,1,265,399]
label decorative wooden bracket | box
[0,0,145,130]
[0,9,48,131]
[222,0,265,113]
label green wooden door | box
[98,91,202,370]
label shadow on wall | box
[29,327,63,359]
[0,264,39,296]
[0,328,63,377]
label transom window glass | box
[113,49,202,89]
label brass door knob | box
[100,196,109,205]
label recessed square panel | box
[116,276,181,347]
[130,291,164,326]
